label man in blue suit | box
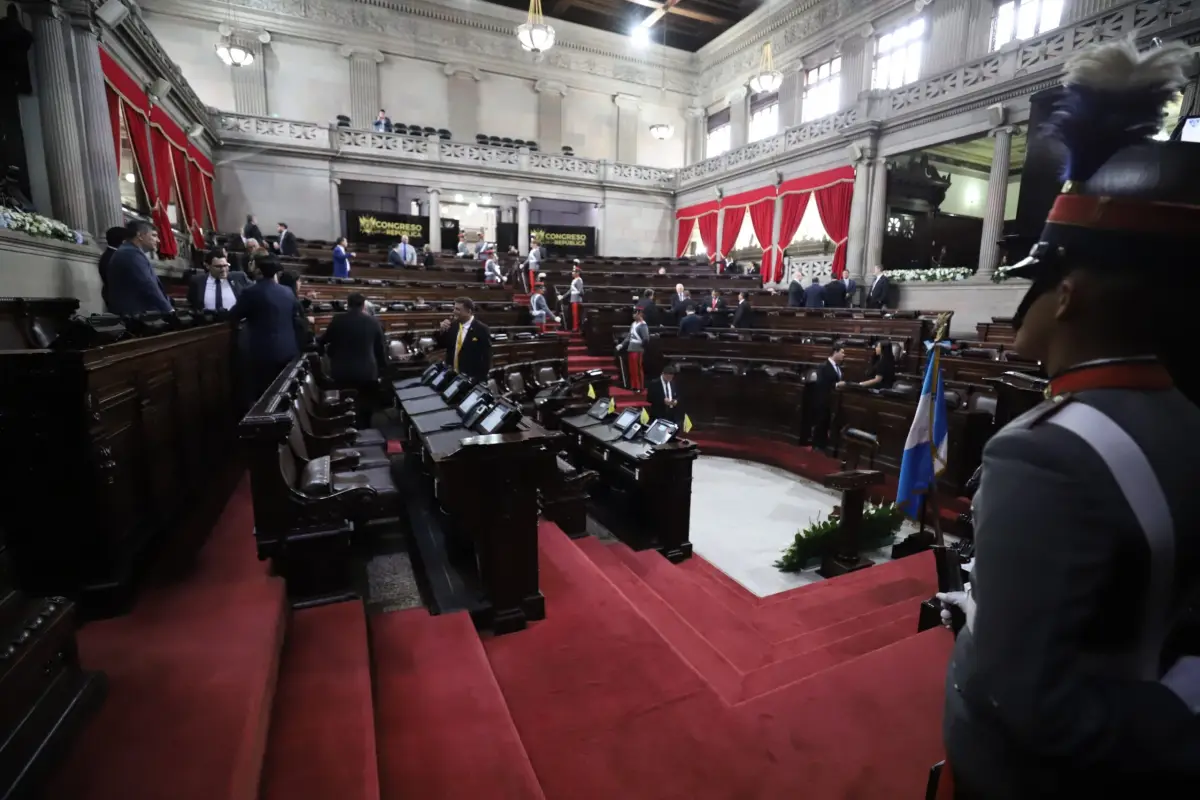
[105,220,173,316]
[231,257,306,400]
[803,277,825,308]
[333,237,354,278]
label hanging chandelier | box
[215,36,254,67]
[749,41,782,94]
[517,0,555,53]
[649,123,674,140]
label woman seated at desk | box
[856,342,896,390]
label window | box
[734,216,759,250]
[706,107,732,158]
[802,57,842,123]
[872,17,926,91]
[991,0,1063,50]
[788,200,831,244]
[748,91,779,142]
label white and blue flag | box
[896,344,949,518]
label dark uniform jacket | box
[318,309,388,385]
[438,318,492,382]
[945,387,1200,798]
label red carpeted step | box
[370,609,544,800]
[259,602,380,800]
[570,355,613,367]
[607,545,773,672]
[576,538,744,703]
[677,555,765,614]
[487,523,774,799]
[755,574,933,644]
[47,478,288,800]
[757,550,936,611]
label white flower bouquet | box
[884,267,973,283]
[0,209,83,244]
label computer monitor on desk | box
[420,362,448,386]
[643,419,679,446]
[612,408,638,432]
[457,386,488,417]
[585,399,611,420]
[475,401,522,435]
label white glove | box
[935,589,976,633]
[1161,656,1200,713]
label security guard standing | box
[937,40,1200,797]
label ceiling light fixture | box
[631,25,650,46]
[468,202,478,212]
[480,194,492,204]
[215,36,253,67]
[124,173,136,183]
[517,0,555,53]
[749,41,782,95]
[649,123,674,140]
[454,193,464,203]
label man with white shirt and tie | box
[866,265,890,309]
[188,250,249,312]
[809,342,847,451]
[389,236,417,267]
[647,364,681,424]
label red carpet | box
[47,478,287,800]
[259,602,380,800]
[370,609,544,799]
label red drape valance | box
[675,200,719,220]
[100,47,214,253]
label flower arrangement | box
[0,209,83,244]
[884,267,974,283]
[774,502,905,572]
[990,266,1018,283]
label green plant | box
[774,502,906,572]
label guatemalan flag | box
[896,342,949,519]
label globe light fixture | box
[630,25,650,47]
[480,194,492,204]
[215,37,253,67]
[649,123,674,141]
[748,41,782,94]
[517,0,555,53]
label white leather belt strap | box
[1048,402,1176,681]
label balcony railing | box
[214,0,1193,194]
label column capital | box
[518,195,532,204]
[426,187,440,196]
[727,85,748,103]
[990,124,1019,139]
[338,45,383,63]
[23,0,68,20]
[835,24,874,53]
[534,79,567,96]
[613,93,640,110]
[684,106,705,120]
[443,62,481,80]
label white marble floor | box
[689,457,916,598]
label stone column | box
[1065,0,1120,23]
[715,192,725,259]
[340,46,383,130]
[534,79,566,154]
[728,86,748,150]
[517,195,530,256]
[330,178,341,240]
[427,187,442,253]
[977,125,1014,277]
[445,64,480,143]
[231,37,268,117]
[66,1,123,235]
[613,94,640,164]
[28,1,89,231]
[777,65,803,129]
[964,0,996,59]
[864,157,889,271]
[925,0,972,76]
[684,106,705,164]
[843,150,874,282]
[838,30,873,109]
[768,182,784,283]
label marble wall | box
[0,230,106,313]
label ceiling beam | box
[625,0,730,27]
[550,0,576,14]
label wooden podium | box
[818,469,884,579]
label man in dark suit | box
[678,305,705,335]
[646,364,680,424]
[842,274,857,306]
[635,289,659,326]
[437,297,492,382]
[231,257,306,401]
[188,250,249,312]
[732,291,754,329]
[98,225,128,310]
[243,214,264,249]
[105,220,173,316]
[824,277,847,308]
[867,265,890,309]
[803,277,825,308]
[808,342,846,451]
[787,272,805,307]
[318,292,389,428]
[274,222,299,256]
[703,289,726,319]
[670,284,689,321]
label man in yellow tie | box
[437,297,492,382]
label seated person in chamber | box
[856,341,896,390]
[647,364,680,424]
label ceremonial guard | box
[938,40,1200,797]
[560,265,584,332]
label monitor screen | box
[586,399,611,419]
[441,375,469,401]
[612,408,638,431]
[478,404,510,434]
[458,387,486,416]
[621,422,643,441]
[430,368,455,390]
[643,419,679,446]
[420,363,443,383]
[1180,116,1200,143]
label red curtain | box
[718,205,745,259]
[814,180,854,278]
[105,85,122,171]
[150,124,179,258]
[123,100,156,217]
[171,146,205,248]
[697,212,718,257]
[774,192,810,283]
[202,174,216,232]
[747,198,775,284]
[675,217,695,258]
